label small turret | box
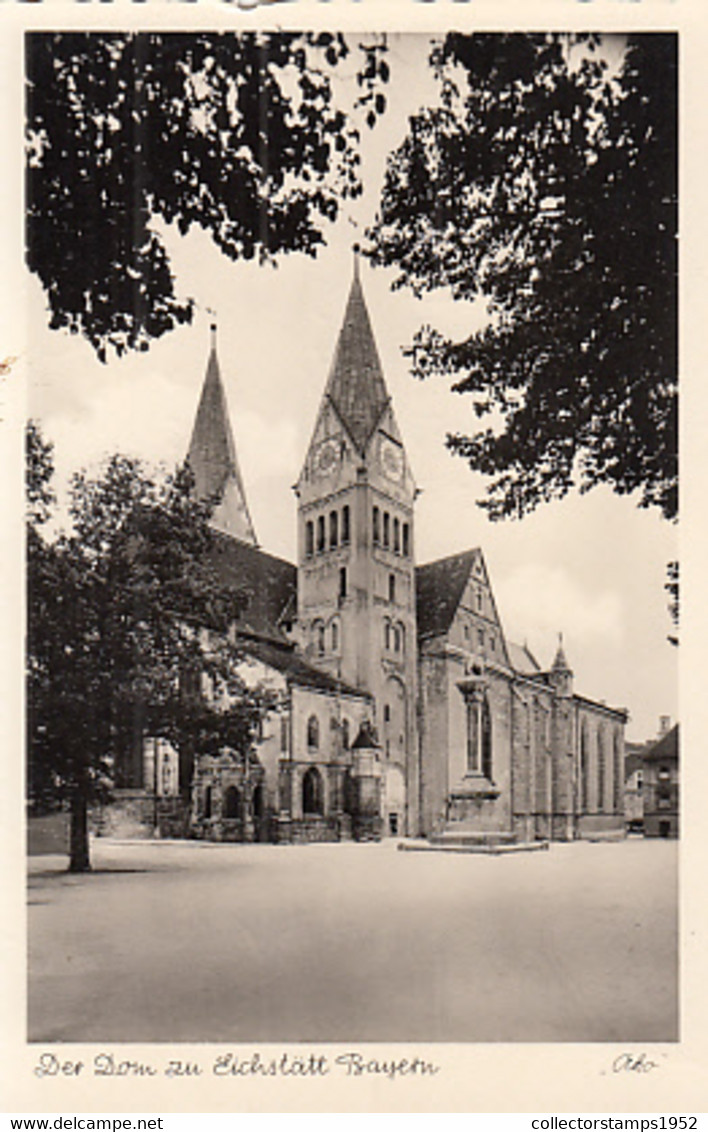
[549,633,573,697]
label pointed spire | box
[551,632,572,673]
[325,258,390,454]
[187,328,257,546]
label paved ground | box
[28,837,678,1043]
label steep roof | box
[187,333,257,545]
[416,549,479,639]
[507,641,542,675]
[324,267,390,454]
[206,530,296,643]
[242,636,370,700]
[643,722,679,763]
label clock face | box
[380,437,404,482]
[314,439,339,478]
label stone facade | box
[642,723,679,838]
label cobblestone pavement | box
[28,837,677,1043]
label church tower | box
[187,324,257,545]
[295,260,418,834]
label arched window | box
[203,784,212,819]
[372,506,380,545]
[223,785,241,820]
[317,515,325,553]
[383,512,390,549]
[402,523,410,557]
[302,766,324,816]
[341,505,350,545]
[342,719,350,749]
[331,620,339,652]
[397,623,405,656]
[465,692,493,778]
[317,622,326,655]
[580,720,589,811]
[388,573,396,602]
[613,730,623,812]
[393,517,400,553]
[597,728,606,812]
[305,521,314,558]
[393,625,401,652]
[339,566,347,600]
[307,715,319,750]
[384,620,391,650]
[329,510,338,549]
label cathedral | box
[120,263,627,845]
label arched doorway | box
[302,766,324,816]
[223,785,241,820]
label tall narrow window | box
[339,566,347,600]
[331,620,339,652]
[466,698,479,773]
[481,695,492,780]
[305,521,314,558]
[466,692,493,778]
[317,623,326,655]
[597,728,606,813]
[613,731,623,813]
[317,515,325,553]
[280,715,289,753]
[383,512,390,549]
[402,523,410,557]
[307,715,319,749]
[384,620,391,650]
[342,719,350,749]
[373,506,380,545]
[341,505,350,545]
[393,517,400,554]
[580,721,589,811]
[203,785,212,819]
[388,573,396,603]
[329,510,338,549]
[393,625,401,652]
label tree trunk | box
[69,773,91,873]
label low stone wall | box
[93,792,191,840]
[290,816,341,844]
[93,792,156,839]
[576,813,626,840]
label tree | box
[26,424,271,872]
[368,33,677,522]
[26,31,389,361]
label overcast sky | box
[27,32,677,742]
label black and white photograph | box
[4,0,702,1113]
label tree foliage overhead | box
[26,31,389,361]
[368,33,677,521]
[26,424,273,870]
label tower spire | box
[186,327,257,546]
[324,262,390,455]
